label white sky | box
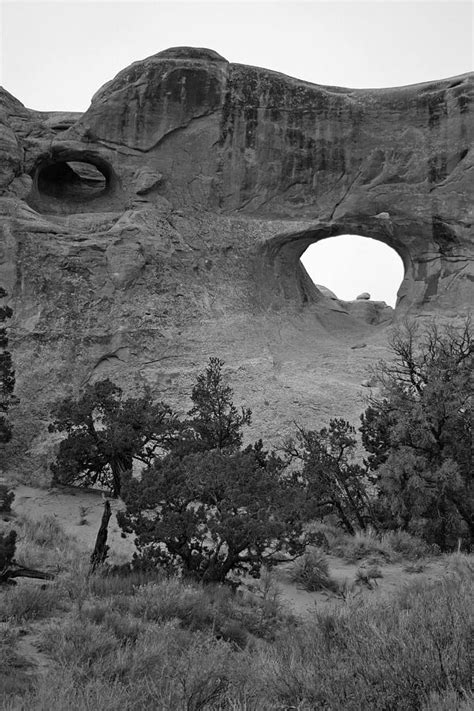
[1,0,472,305]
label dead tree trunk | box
[90,500,111,573]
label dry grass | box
[248,558,473,710]
[1,513,79,573]
[290,550,339,592]
[310,523,438,563]
[0,584,65,623]
[1,508,471,711]
[0,624,32,698]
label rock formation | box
[0,47,472,474]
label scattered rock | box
[316,284,338,300]
[134,168,163,195]
[356,292,371,300]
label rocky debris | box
[134,168,163,195]
[346,300,394,325]
[356,292,371,300]
[0,48,472,474]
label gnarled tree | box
[49,379,177,496]
[284,418,372,534]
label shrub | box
[128,578,209,626]
[381,529,436,559]
[0,584,64,622]
[336,528,395,563]
[2,671,130,711]
[39,617,119,671]
[85,575,290,647]
[290,550,338,592]
[0,623,32,699]
[83,603,146,644]
[88,566,165,598]
[120,446,308,584]
[14,623,239,710]
[13,514,78,573]
[403,562,426,574]
[355,564,383,589]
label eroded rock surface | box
[0,47,472,475]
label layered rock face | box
[0,47,472,474]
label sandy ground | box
[10,483,136,565]
[4,483,450,620]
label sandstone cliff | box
[0,47,472,476]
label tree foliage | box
[118,360,310,583]
[360,319,473,549]
[49,379,177,496]
[283,419,372,535]
[119,444,308,584]
[179,357,252,454]
[0,287,15,446]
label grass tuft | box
[290,550,339,592]
[0,584,65,623]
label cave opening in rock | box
[37,160,108,201]
[300,235,404,308]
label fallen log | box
[0,529,54,585]
[1,565,54,584]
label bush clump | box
[290,550,339,592]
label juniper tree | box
[360,319,473,549]
[49,379,178,496]
[172,357,252,456]
[283,419,372,534]
[118,360,309,583]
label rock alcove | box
[38,161,106,200]
[27,151,118,214]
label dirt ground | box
[5,483,450,618]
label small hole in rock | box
[37,161,107,201]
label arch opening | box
[300,234,405,308]
[36,160,108,201]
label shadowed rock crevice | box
[37,161,107,199]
